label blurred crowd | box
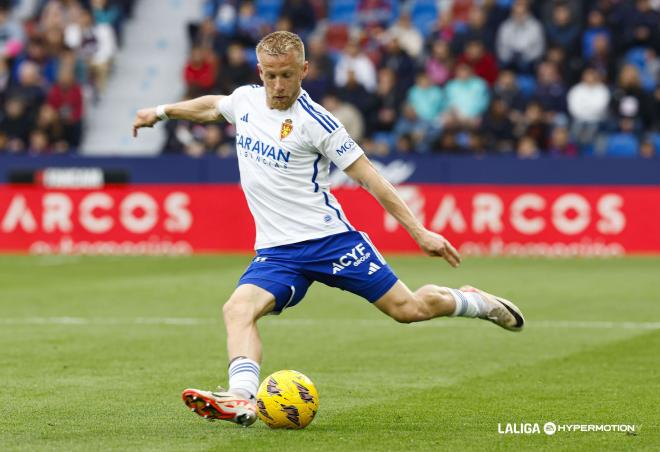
[0,0,135,154]
[169,0,660,159]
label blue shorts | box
[238,231,399,314]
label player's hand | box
[132,107,159,137]
[416,229,461,268]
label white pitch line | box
[0,317,659,330]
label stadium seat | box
[605,133,639,157]
[625,47,657,92]
[328,0,357,24]
[410,0,438,37]
[516,74,537,97]
[255,0,283,23]
[625,47,647,68]
[325,23,350,51]
[650,133,660,153]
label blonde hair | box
[256,31,305,65]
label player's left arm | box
[344,155,461,268]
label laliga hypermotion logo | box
[280,118,293,140]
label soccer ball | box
[256,370,319,429]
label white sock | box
[448,289,488,318]
[228,357,260,400]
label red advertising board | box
[0,184,658,256]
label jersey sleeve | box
[216,85,251,124]
[315,127,364,170]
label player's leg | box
[183,251,311,426]
[373,281,524,331]
[223,283,275,365]
[182,284,275,426]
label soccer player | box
[132,31,524,427]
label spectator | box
[533,61,567,124]
[64,8,117,96]
[616,0,660,52]
[192,17,228,56]
[457,39,498,86]
[481,0,509,43]
[0,5,24,54]
[184,46,217,95]
[35,103,66,152]
[496,0,545,73]
[543,2,580,57]
[13,38,58,85]
[201,124,226,155]
[585,34,617,84]
[609,64,655,132]
[217,43,258,93]
[369,67,403,134]
[481,97,515,153]
[380,36,414,93]
[446,0,475,25]
[426,10,456,48]
[407,72,444,123]
[386,12,423,59]
[302,61,331,104]
[567,67,610,148]
[393,103,438,153]
[517,135,540,158]
[281,0,316,37]
[0,97,31,151]
[27,129,52,154]
[442,63,490,130]
[91,0,121,29]
[234,1,268,47]
[582,9,610,60]
[322,93,365,143]
[335,40,377,93]
[639,139,656,158]
[545,45,582,86]
[47,66,83,148]
[492,69,527,113]
[547,126,578,157]
[425,40,453,86]
[8,61,46,123]
[306,35,334,83]
[335,70,375,118]
[451,5,494,55]
[513,101,549,149]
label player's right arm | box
[132,95,226,137]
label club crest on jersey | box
[280,118,293,140]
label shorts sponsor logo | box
[368,262,380,275]
[332,242,370,274]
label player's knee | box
[222,297,255,324]
[387,294,427,324]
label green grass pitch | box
[1,255,659,451]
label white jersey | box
[217,86,364,249]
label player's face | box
[258,51,308,110]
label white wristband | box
[156,104,169,121]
